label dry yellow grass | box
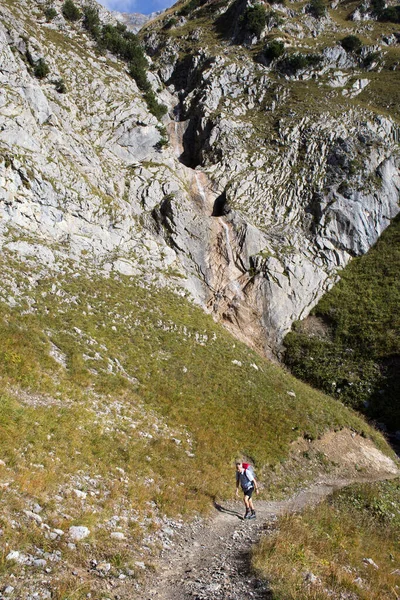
[252,480,400,599]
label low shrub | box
[263,39,285,61]
[371,0,385,14]
[341,34,363,52]
[278,52,322,75]
[144,90,168,120]
[307,0,327,18]
[378,5,400,22]
[178,0,204,16]
[242,3,268,37]
[43,6,57,21]
[34,58,50,79]
[163,17,178,29]
[54,78,67,93]
[363,51,379,68]
[82,5,101,39]
[128,61,151,92]
[62,0,81,22]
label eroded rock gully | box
[0,0,399,361]
[151,38,400,357]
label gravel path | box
[141,479,373,600]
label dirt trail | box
[139,430,399,599]
[141,475,398,600]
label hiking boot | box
[244,511,251,519]
[248,511,256,519]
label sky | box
[98,0,175,15]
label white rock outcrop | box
[0,0,399,358]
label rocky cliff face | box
[0,0,399,358]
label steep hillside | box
[143,0,400,356]
[1,248,397,598]
[0,0,399,597]
[1,0,399,361]
[284,213,400,432]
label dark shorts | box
[242,485,254,499]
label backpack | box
[242,463,255,478]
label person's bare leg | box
[243,494,251,517]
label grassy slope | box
[0,244,391,595]
[284,214,400,430]
[149,0,400,428]
[0,1,398,595]
[252,479,400,599]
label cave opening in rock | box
[212,191,230,216]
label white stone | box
[24,510,43,524]
[3,586,15,595]
[73,489,87,500]
[6,551,28,564]
[32,558,47,568]
[96,562,111,573]
[363,558,379,569]
[69,526,90,541]
[110,532,125,540]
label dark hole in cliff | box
[212,191,230,216]
[179,117,200,168]
[179,116,213,169]
[169,55,197,92]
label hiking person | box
[235,460,259,519]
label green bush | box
[55,78,67,93]
[164,17,178,29]
[341,34,363,52]
[242,3,268,37]
[144,90,168,120]
[83,5,101,39]
[308,0,327,17]
[263,39,285,61]
[371,0,385,13]
[178,0,204,16]
[62,0,81,22]
[363,51,379,68]
[278,52,322,75]
[129,61,151,92]
[378,5,400,22]
[34,58,50,79]
[44,6,57,21]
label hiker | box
[235,460,259,519]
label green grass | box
[252,479,400,600]
[284,214,400,429]
[1,245,393,594]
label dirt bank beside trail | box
[140,430,399,600]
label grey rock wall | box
[0,0,399,358]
